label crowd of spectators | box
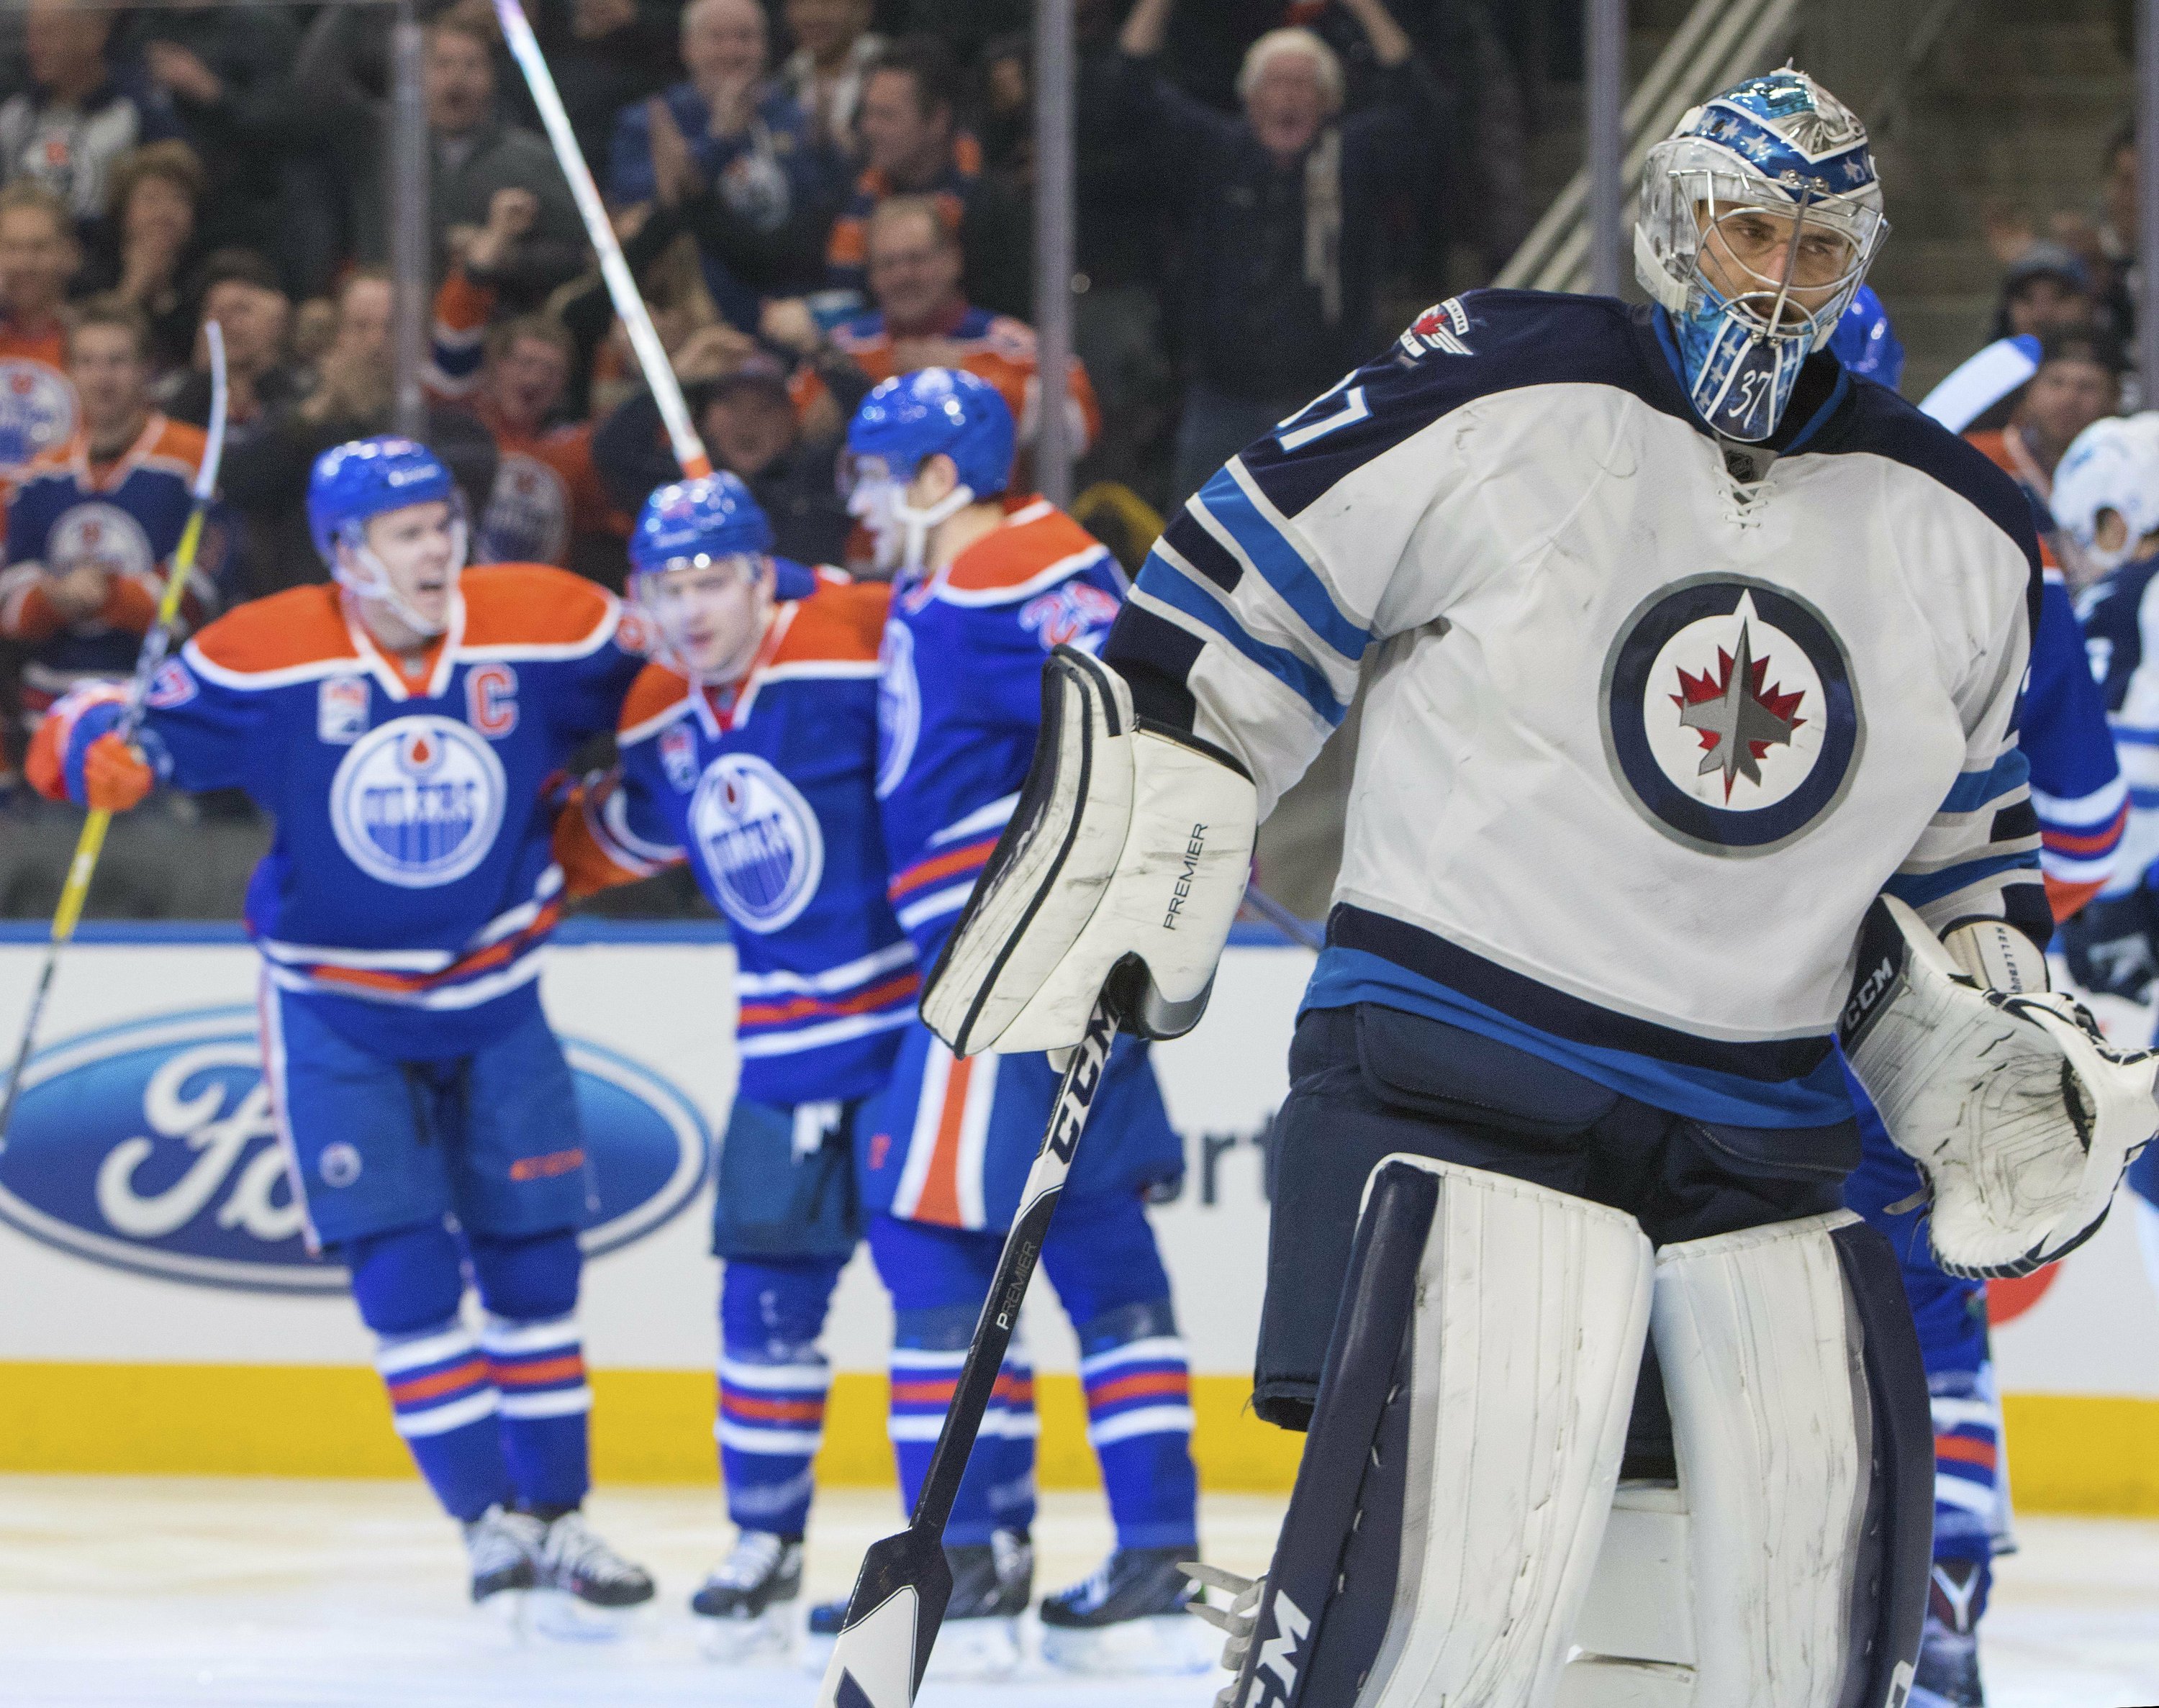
[0,0,1548,802]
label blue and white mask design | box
[1635,71,1888,442]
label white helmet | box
[2051,414,2159,579]
[1637,70,1889,442]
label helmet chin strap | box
[335,522,469,642]
[892,481,977,575]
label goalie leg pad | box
[920,647,1257,1055]
[1560,1211,1930,1708]
[1228,1155,1655,1708]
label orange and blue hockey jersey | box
[0,414,223,719]
[566,566,915,1105]
[2028,566,2127,915]
[877,495,1126,963]
[40,565,645,1057]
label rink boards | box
[2,922,2157,1514]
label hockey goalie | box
[914,70,2158,1708]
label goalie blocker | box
[921,648,1257,1054]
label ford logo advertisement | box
[0,1007,709,1292]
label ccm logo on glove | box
[1164,825,1208,931]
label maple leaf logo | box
[1671,619,1806,800]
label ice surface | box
[1,1476,2153,1707]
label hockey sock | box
[348,1222,512,1525]
[1075,1299,1199,1551]
[716,1255,848,1537]
[376,1317,513,1522]
[1042,1194,1199,1552]
[469,1229,590,1514]
[1928,1361,2004,1572]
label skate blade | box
[922,1615,1023,1680]
[697,1602,795,1663]
[519,1586,651,1643]
[1041,1612,1213,1676]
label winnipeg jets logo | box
[1671,611,1805,799]
[1400,296,1473,358]
[1601,578,1862,856]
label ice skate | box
[802,1527,1031,1678]
[461,1505,544,1606]
[522,1509,655,1640]
[1040,1547,1210,1674]
[691,1529,800,1661]
[1911,1561,1987,1708]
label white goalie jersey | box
[1100,289,2047,1133]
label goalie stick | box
[815,987,1123,1708]
[0,322,227,1150]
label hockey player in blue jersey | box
[2052,412,2159,1310]
[554,472,912,1654]
[27,437,656,1620]
[913,73,2158,1708]
[1824,296,2129,1708]
[829,368,1204,1675]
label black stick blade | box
[815,1526,953,1708]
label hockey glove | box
[920,647,1258,1055]
[1841,895,2158,1278]
[24,684,155,812]
[2059,887,2159,1001]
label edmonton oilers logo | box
[691,753,823,932]
[50,501,154,580]
[0,358,76,468]
[876,617,919,800]
[330,715,507,888]
[1600,575,1862,856]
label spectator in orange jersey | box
[0,181,81,503]
[0,296,222,747]
[1968,328,2124,537]
[821,36,1028,318]
[775,196,1099,458]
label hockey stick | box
[494,0,711,481]
[1239,884,1323,952]
[0,322,228,1149]
[816,989,1125,1708]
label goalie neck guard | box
[1635,70,1888,443]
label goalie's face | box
[360,500,463,631]
[638,554,771,681]
[1693,199,1860,324]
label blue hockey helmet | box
[846,368,1015,501]
[629,473,775,578]
[1636,70,1889,441]
[1827,283,1905,391]
[307,437,467,635]
[843,368,1015,573]
[629,473,778,679]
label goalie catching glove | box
[1840,894,2158,1278]
[920,648,1258,1055]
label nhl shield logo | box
[691,753,823,933]
[1600,575,1862,856]
[330,715,507,887]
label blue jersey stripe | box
[1194,467,1370,662]
[1937,748,2030,813]
[1302,945,1856,1128]
[1132,562,1348,727]
[1883,851,2042,909]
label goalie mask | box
[1637,70,1888,442]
